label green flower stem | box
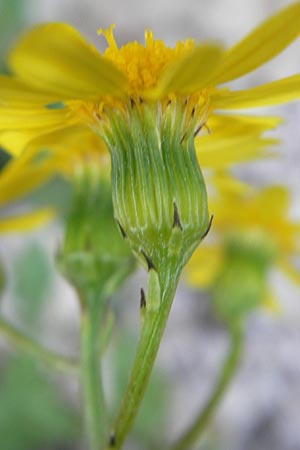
[79,289,109,450]
[108,265,180,450]
[170,320,243,450]
[0,316,77,373]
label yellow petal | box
[0,149,70,205]
[212,75,300,109]
[207,113,283,137]
[0,166,51,204]
[27,125,107,156]
[256,186,289,216]
[0,76,60,106]
[208,171,252,196]
[0,106,78,131]
[8,23,128,99]
[0,208,54,233]
[0,106,79,158]
[278,258,300,285]
[210,2,300,84]
[185,245,222,288]
[196,135,277,168]
[153,45,223,96]
[0,130,45,156]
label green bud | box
[57,161,135,301]
[99,100,210,276]
[212,230,277,323]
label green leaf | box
[0,0,26,72]
[13,242,53,324]
[0,355,80,450]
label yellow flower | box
[0,1,299,161]
[185,174,300,314]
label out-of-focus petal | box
[8,23,128,99]
[0,209,54,233]
[185,245,222,288]
[210,2,300,85]
[196,135,277,168]
[212,75,300,109]
[152,45,223,96]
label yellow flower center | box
[98,25,195,92]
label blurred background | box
[0,0,299,449]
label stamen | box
[97,24,118,51]
[144,29,154,46]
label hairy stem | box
[79,290,108,450]
[108,267,180,450]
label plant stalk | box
[108,267,180,450]
[79,290,108,450]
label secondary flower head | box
[0,125,108,233]
[0,149,57,233]
[0,2,300,272]
[185,175,300,321]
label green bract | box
[100,100,210,277]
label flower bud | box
[212,230,277,322]
[57,158,135,300]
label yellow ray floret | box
[8,23,128,99]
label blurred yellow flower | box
[0,123,112,233]
[185,174,300,309]
[0,150,56,233]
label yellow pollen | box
[97,25,195,92]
